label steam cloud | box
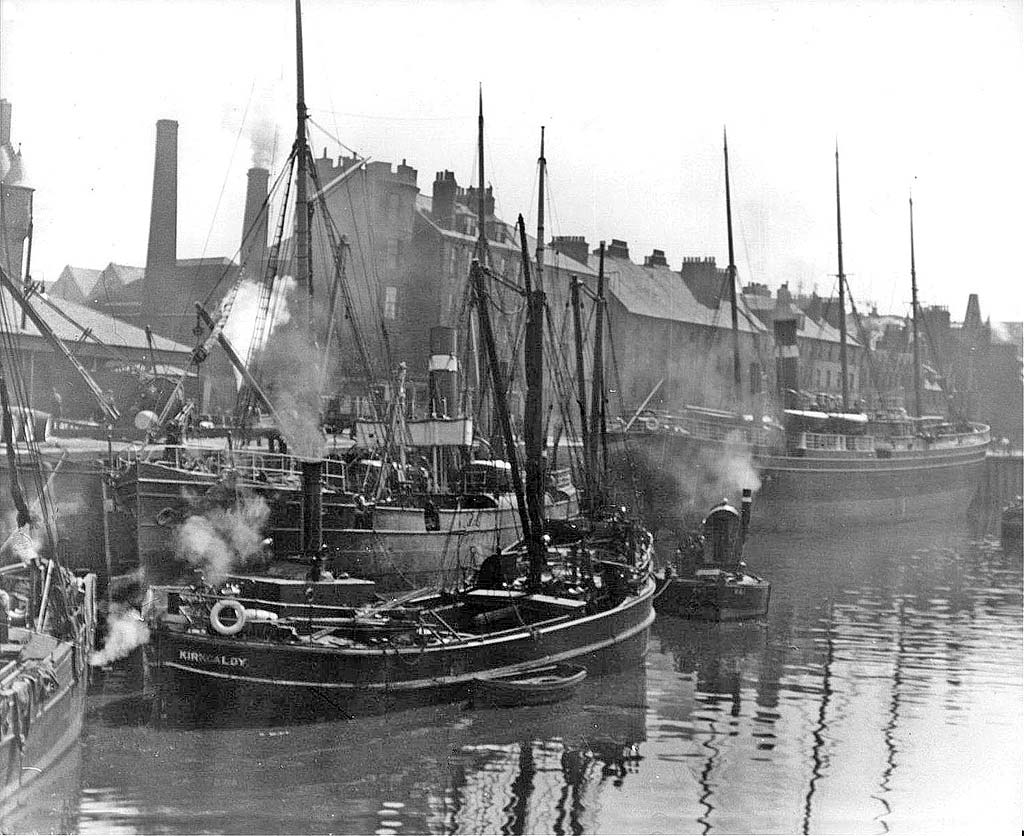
[249,114,278,169]
[175,495,271,585]
[261,323,327,459]
[90,604,150,667]
[0,522,39,566]
[680,431,762,515]
[222,275,296,385]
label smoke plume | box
[261,323,326,459]
[680,431,762,514]
[249,113,278,169]
[613,430,761,534]
[90,604,150,667]
[175,494,271,585]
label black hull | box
[653,576,771,621]
[146,578,655,722]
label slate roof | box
[1,289,192,353]
[52,265,102,301]
[585,251,765,334]
[415,197,596,277]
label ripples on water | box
[9,520,1019,835]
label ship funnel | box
[300,459,323,559]
[740,488,752,547]
[773,317,799,409]
[428,326,459,417]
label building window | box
[826,370,832,389]
[386,239,401,269]
[384,286,397,320]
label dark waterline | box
[8,517,1020,835]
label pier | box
[976,448,1023,508]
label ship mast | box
[473,85,488,436]
[523,128,548,587]
[570,276,591,509]
[909,194,922,418]
[476,86,488,263]
[835,145,849,411]
[588,241,606,510]
[294,0,312,331]
[724,128,742,407]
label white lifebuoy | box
[642,416,660,431]
[209,599,246,636]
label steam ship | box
[612,140,988,532]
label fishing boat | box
[612,139,989,532]
[472,663,587,708]
[654,489,770,620]
[142,24,653,720]
[0,295,98,813]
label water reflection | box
[0,741,82,834]
[646,520,1022,834]
[437,668,647,835]
[40,517,1022,834]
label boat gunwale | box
[154,601,654,692]
[157,575,656,659]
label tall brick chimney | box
[432,171,457,230]
[0,99,12,148]
[240,167,270,275]
[146,119,178,271]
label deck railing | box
[790,425,990,453]
[628,411,990,456]
[120,445,349,488]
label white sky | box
[2,0,1022,322]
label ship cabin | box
[701,502,744,569]
[460,460,514,494]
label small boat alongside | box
[654,489,771,621]
[472,663,587,708]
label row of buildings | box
[4,103,1021,443]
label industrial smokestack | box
[146,119,178,271]
[240,167,269,276]
[0,99,12,148]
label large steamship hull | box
[112,460,578,587]
[146,578,654,719]
[610,426,988,532]
[329,494,579,592]
[753,444,986,530]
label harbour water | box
[7,517,1020,835]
